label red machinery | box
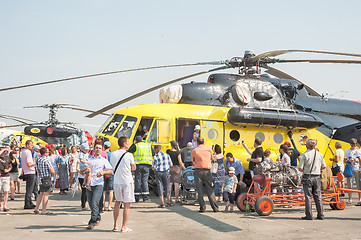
[236,174,352,216]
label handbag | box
[301,150,317,185]
[41,176,52,188]
[344,162,353,178]
[331,165,340,176]
[211,162,218,174]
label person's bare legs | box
[113,201,122,230]
[169,182,174,202]
[0,193,2,210]
[34,192,43,212]
[166,194,171,204]
[174,183,180,202]
[69,172,74,189]
[41,192,50,213]
[16,179,21,193]
[3,191,9,210]
[108,191,113,210]
[159,195,164,206]
[10,181,15,199]
[121,202,131,231]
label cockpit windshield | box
[102,114,124,136]
[114,116,137,139]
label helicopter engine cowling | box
[254,161,302,188]
[227,107,324,129]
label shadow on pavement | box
[139,205,241,233]
[15,224,109,233]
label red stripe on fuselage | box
[351,100,361,104]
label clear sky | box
[1,0,361,135]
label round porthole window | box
[208,129,218,140]
[255,132,265,142]
[273,133,283,144]
[299,134,309,145]
[230,130,240,141]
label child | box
[78,143,91,190]
[221,167,238,212]
[264,149,273,163]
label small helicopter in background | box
[0,104,107,147]
[1,49,361,170]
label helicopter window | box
[97,114,113,134]
[147,119,170,144]
[230,130,240,141]
[208,129,218,141]
[255,132,265,142]
[102,114,125,135]
[299,134,309,145]
[2,135,11,144]
[273,133,283,144]
[114,116,137,139]
[135,117,154,141]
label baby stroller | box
[180,166,198,204]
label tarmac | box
[1,183,361,240]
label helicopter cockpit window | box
[2,135,11,144]
[102,114,124,136]
[135,117,154,141]
[114,116,137,139]
[147,119,170,144]
[97,114,113,134]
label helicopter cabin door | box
[200,120,224,152]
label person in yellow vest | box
[128,136,155,202]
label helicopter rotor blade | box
[0,122,44,129]
[0,114,38,124]
[277,59,361,64]
[0,62,226,93]
[60,105,110,116]
[86,66,229,118]
[251,50,361,62]
[262,65,321,97]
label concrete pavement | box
[1,184,361,240]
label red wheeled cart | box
[236,174,355,216]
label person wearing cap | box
[221,166,238,212]
[224,152,245,200]
[299,139,326,220]
[102,141,114,211]
[180,142,194,168]
[128,136,155,202]
[191,137,219,213]
[192,125,201,148]
[77,143,90,210]
[284,141,300,167]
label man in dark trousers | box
[191,137,219,213]
[298,139,326,220]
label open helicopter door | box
[200,120,224,152]
[147,119,171,145]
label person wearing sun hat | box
[221,166,238,212]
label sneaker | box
[86,225,95,230]
[166,202,173,207]
[230,206,234,212]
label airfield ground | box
[1,183,361,240]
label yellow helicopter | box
[2,49,361,172]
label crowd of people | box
[0,132,361,231]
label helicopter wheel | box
[254,196,274,216]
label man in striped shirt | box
[152,145,173,208]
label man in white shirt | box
[86,143,113,230]
[299,139,326,220]
[111,136,136,233]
